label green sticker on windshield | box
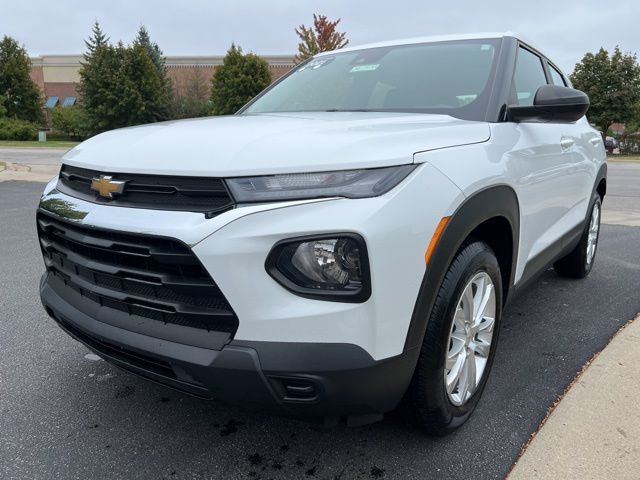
[350,64,379,72]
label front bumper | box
[37,165,464,360]
[36,163,464,420]
[41,272,419,420]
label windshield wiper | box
[323,109,373,112]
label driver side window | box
[512,47,548,106]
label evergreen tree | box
[79,31,170,133]
[134,26,173,107]
[84,21,109,60]
[294,14,349,64]
[121,44,171,124]
[210,44,272,115]
[134,26,166,78]
[0,36,43,123]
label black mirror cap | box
[507,85,590,123]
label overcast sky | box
[1,0,637,73]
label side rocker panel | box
[403,185,520,352]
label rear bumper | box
[41,272,419,421]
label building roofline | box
[30,54,295,67]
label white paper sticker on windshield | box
[350,64,380,73]
[298,58,334,72]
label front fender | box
[403,185,520,351]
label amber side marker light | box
[424,216,450,265]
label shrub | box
[170,95,211,119]
[0,117,38,140]
[50,105,89,139]
[210,44,271,115]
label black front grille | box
[57,165,234,215]
[37,211,239,335]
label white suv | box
[38,33,606,435]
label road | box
[1,164,640,479]
[0,147,68,165]
[602,161,640,226]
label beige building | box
[30,54,296,107]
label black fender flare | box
[403,185,520,352]
[593,162,607,200]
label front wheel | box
[410,241,502,436]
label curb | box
[0,161,31,172]
[508,313,640,479]
[0,161,58,183]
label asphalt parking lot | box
[1,166,639,480]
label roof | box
[313,31,562,72]
[316,32,522,56]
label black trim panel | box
[515,223,583,294]
[58,164,235,216]
[41,275,418,421]
[595,163,608,199]
[486,36,518,122]
[403,185,520,352]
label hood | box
[63,112,490,176]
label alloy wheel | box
[444,272,496,406]
[586,201,600,266]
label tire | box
[410,241,503,436]
[554,194,602,279]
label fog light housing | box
[266,234,371,302]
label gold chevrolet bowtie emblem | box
[90,175,127,199]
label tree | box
[210,44,271,115]
[294,14,349,64]
[134,25,173,107]
[134,26,166,78]
[0,36,43,123]
[171,68,211,119]
[120,44,171,124]
[84,21,109,60]
[0,94,6,118]
[571,47,640,135]
[79,36,170,133]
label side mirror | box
[507,85,589,123]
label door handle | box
[560,137,575,151]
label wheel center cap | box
[465,326,474,344]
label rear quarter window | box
[548,64,567,86]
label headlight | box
[226,165,416,203]
[266,234,371,302]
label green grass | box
[608,154,640,162]
[0,140,80,149]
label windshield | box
[243,39,501,121]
